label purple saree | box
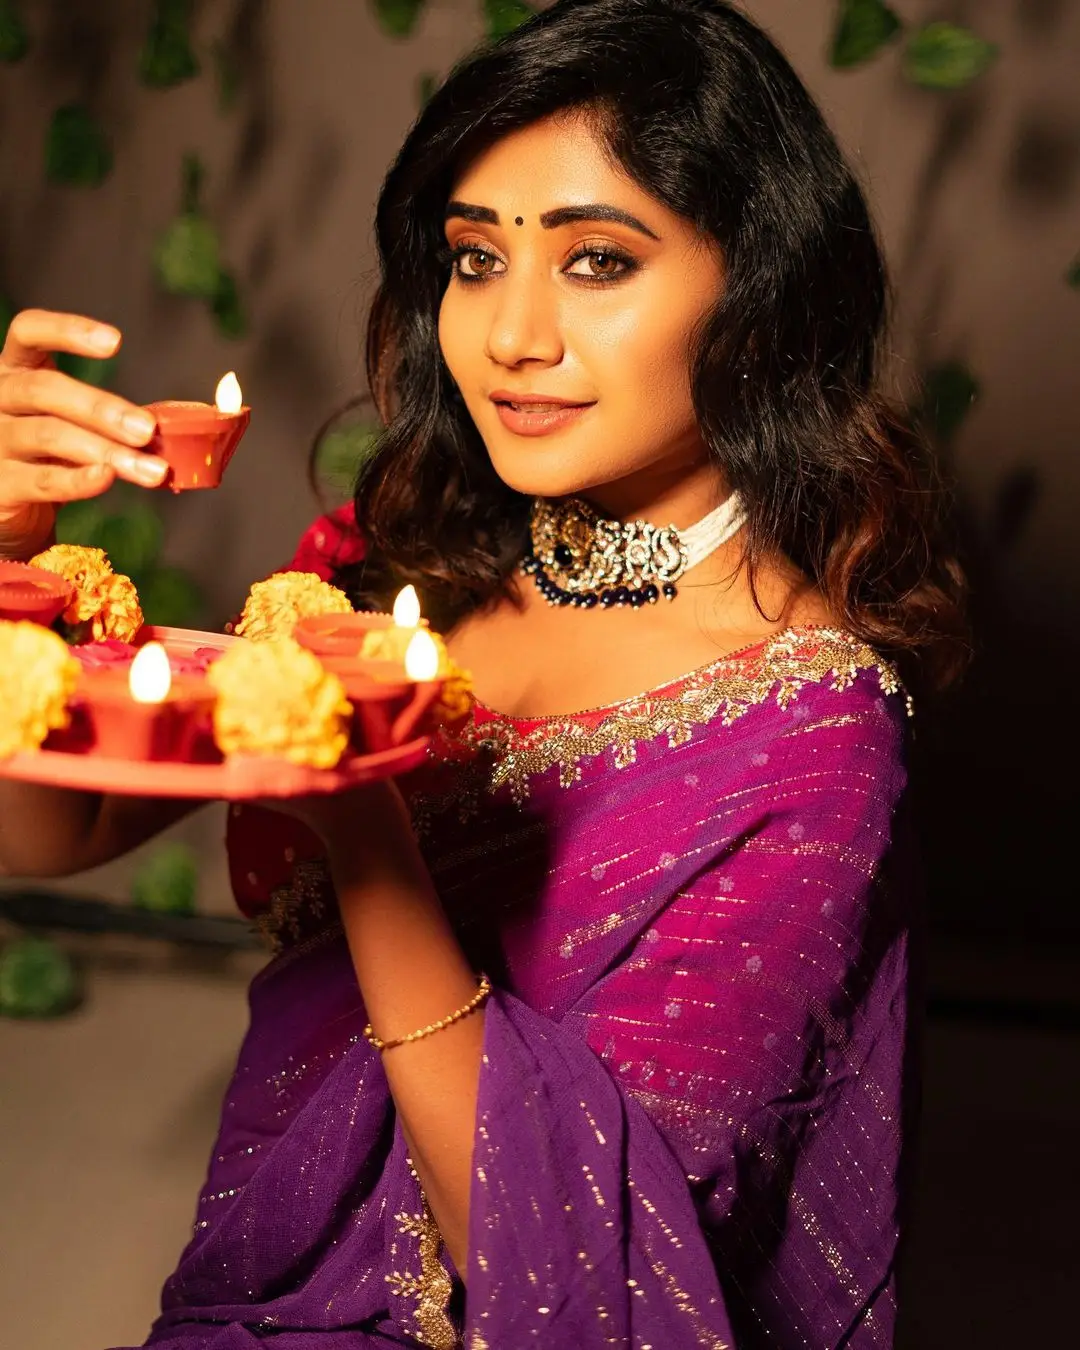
[123,515,916,1350]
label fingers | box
[0,457,117,507]
[3,416,168,487]
[0,366,158,448]
[1,309,120,371]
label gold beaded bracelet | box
[363,973,493,1053]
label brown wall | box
[0,0,1076,937]
[3,2,1077,621]
[1,5,1078,1347]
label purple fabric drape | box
[116,627,914,1350]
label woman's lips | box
[492,401,594,436]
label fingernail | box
[123,411,156,440]
[90,327,119,352]
[112,449,166,485]
[133,458,168,486]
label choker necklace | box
[522,491,748,609]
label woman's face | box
[437,113,726,518]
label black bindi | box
[514,216,524,226]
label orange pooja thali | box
[0,553,470,801]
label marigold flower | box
[29,544,144,641]
[235,571,354,643]
[207,636,351,769]
[90,571,144,643]
[0,621,80,758]
[29,544,113,624]
[435,665,475,728]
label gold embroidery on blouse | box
[252,859,331,954]
[386,1173,458,1349]
[433,627,909,805]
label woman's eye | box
[446,243,636,283]
[566,249,631,280]
[457,248,502,279]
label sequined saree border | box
[433,627,909,803]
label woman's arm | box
[0,781,202,878]
[292,784,483,1276]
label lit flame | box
[404,629,440,682]
[215,371,243,415]
[392,584,421,628]
[129,642,172,704]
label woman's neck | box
[578,456,728,531]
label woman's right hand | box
[0,308,169,561]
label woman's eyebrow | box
[444,200,660,240]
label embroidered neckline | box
[469,622,849,726]
[429,626,909,806]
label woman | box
[0,1,966,1345]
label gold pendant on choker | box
[521,493,747,610]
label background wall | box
[1,2,1078,1347]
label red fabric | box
[284,501,365,581]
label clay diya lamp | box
[77,641,217,761]
[293,585,429,661]
[319,648,443,754]
[294,588,441,752]
[145,371,251,492]
[0,561,74,627]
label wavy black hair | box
[323,0,967,690]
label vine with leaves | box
[0,1,1068,1013]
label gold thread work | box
[252,859,331,954]
[386,1165,459,1349]
[433,627,910,804]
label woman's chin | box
[484,445,614,503]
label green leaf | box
[212,38,241,112]
[830,0,903,69]
[0,0,29,63]
[56,497,163,577]
[139,0,200,89]
[918,362,980,444]
[0,936,80,1018]
[371,0,426,39]
[138,564,204,627]
[314,422,381,499]
[131,842,199,915]
[55,351,120,389]
[0,294,15,349]
[417,71,438,110]
[1066,254,1080,290]
[55,497,110,548]
[904,23,999,90]
[96,505,164,581]
[180,152,205,215]
[45,104,113,188]
[154,213,222,298]
[482,0,533,41]
[210,269,247,340]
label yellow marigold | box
[0,621,80,758]
[434,660,474,728]
[207,636,351,769]
[29,544,114,624]
[90,571,144,643]
[235,571,353,643]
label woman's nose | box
[484,269,564,368]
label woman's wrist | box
[0,502,56,561]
